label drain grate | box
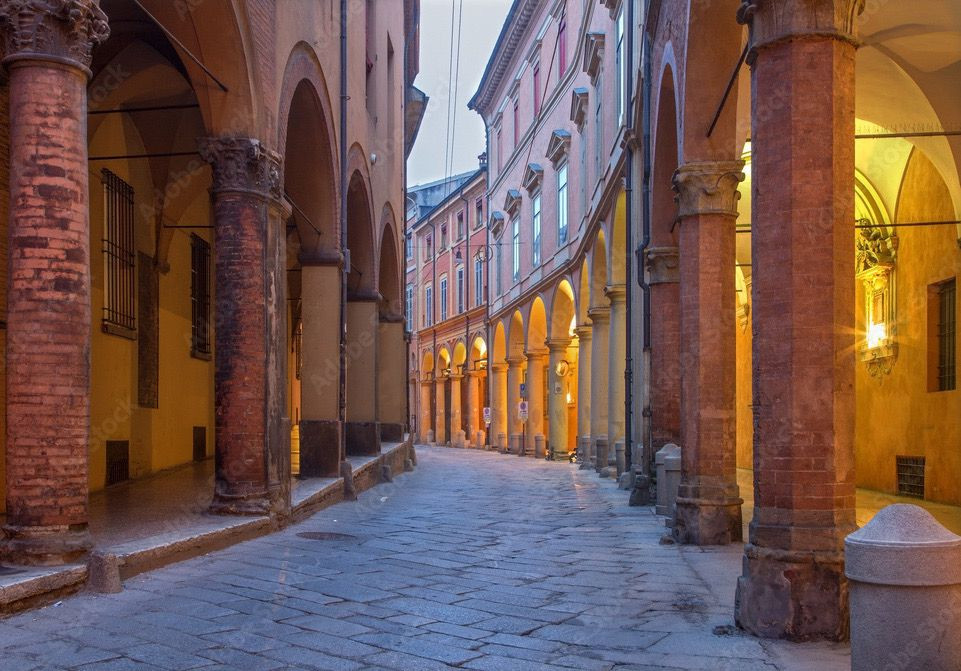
[296,532,358,542]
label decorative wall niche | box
[856,220,898,377]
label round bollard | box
[845,504,961,671]
[655,443,681,517]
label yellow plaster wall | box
[735,311,752,470]
[855,149,961,504]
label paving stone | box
[124,642,216,670]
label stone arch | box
[377,214,402,317]
[577,258,591,325]
[493,321,507,364]
[610,191,627,284]
[527,297,548,353]
[422,350,434,375]
[437,347,452,374]
[590,231,609,309]
[346,168,376,295]
[550,279,577,341]
[652,62,680,247]
[452,341,468,370]
[508,310,525,358]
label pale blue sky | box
[407,0,513,186]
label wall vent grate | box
[896,455,925,499]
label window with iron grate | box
[102,169,136,337]
[191,234,212,359]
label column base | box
[673,495,743,545]
[549,445,570,461]
[346,421,381,456]
[380,422,404,442]
[210,489,275,516]
[735,543,848,642]
[533,434,545,458]
[300,420,343,478]
[593,436,609,474]
[1,524,92,566]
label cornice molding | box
[546,129,572,167]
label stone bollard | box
[655,443,682,519]
[845,504,961,671]
[577,436,591,469]
[510,433,522,456]
[475,430,485,448]
[594,436,609,475]
[455,430,466,448]
[497,432,507,453]
[88,552,123,594]
[534,435,546,458]
[614,439,626,477]
[427,429,435,446]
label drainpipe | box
[339,0,349,457]
[635,1,654,472]
[623,0,636,477]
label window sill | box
[102,322,136,340]
[191,348,213,362]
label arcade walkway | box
[2,447,848,670]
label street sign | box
[483,407,492,425]
[518,400,529,421]
[519,383,527,398]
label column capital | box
[588,306,611,325]
[672,161,745,219]
[0,0,109,74]
[573,325,592,341]
[737,0,865,54]
[645,246,680,285]
[506,354,527,366]
[605,284,626,305]
[491,362,508,373]
[525,348,549,362]
[199,136,283,200]
[546,338,571,353]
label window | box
[405,284,414,331]
[475,257,483,307]
[441,225,448,249]
[931,278,956,391]
[456,267,465,313]
[405,233,413,260]
[190,234,211,358]
[533,62,542,117]
[512,218,520,282]
[615,8,626,125]
[101,169,136,336]
[457,212,465,240]
[365,0,376,116]
[532,193,542,267]
[557,13,567,75]
[440,276,448,321]
[513,99,520,147]
[496,128,503,171]
[557,163,569,244]
[475,199,483,230]
[425,284,433,327]
[495,244,503,296]
[580,130,588,214]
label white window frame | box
[405,284,414,331]
[474,257,483,307]
[615,8,625,125]
[440,276,448,321]
[557,162,569,244]
[425,284,433,327]
[532,192,542,267]
[456,266,465,313]
[512,217,521,282]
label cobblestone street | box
[2,447,849,670]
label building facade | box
[407,166,489,447]
[470,0,633,468]
[0,0,421,566]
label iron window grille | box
[190,234,212,359]
[938,278,956,391]
[896,456,925,499]
[101,169,136,337]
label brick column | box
[644,247,681,448]
[525,350,547,457]
[199,137,290,518]
[0,0,108,565]
[434,377,447,444]
[734,0,861,641]
[606,285,627,475]
[506,355,525,452]
[671,161,745,546]
[574,325,592,467]
[547,339,571,460]
[490,362,508,451]
[588,307,610,472]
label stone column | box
[0,0,108,565]
[734,0,861,641]
[345,291,380,455]
[589,307,610,472]
[449,372,463,446]
[491,362,508,451]
[466,369,481,447]
[645,247,681,448]
[506,355,526,452]
[606,285,627,475]
[525,350,547,457]
[299,252,343,476]
[377,314,407,442]
[419,379,433,443]
[547,339,572,460]
[574,325,593,467]
[200,136,290,518]
[434,377,447,444]
[670,161,744,545]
